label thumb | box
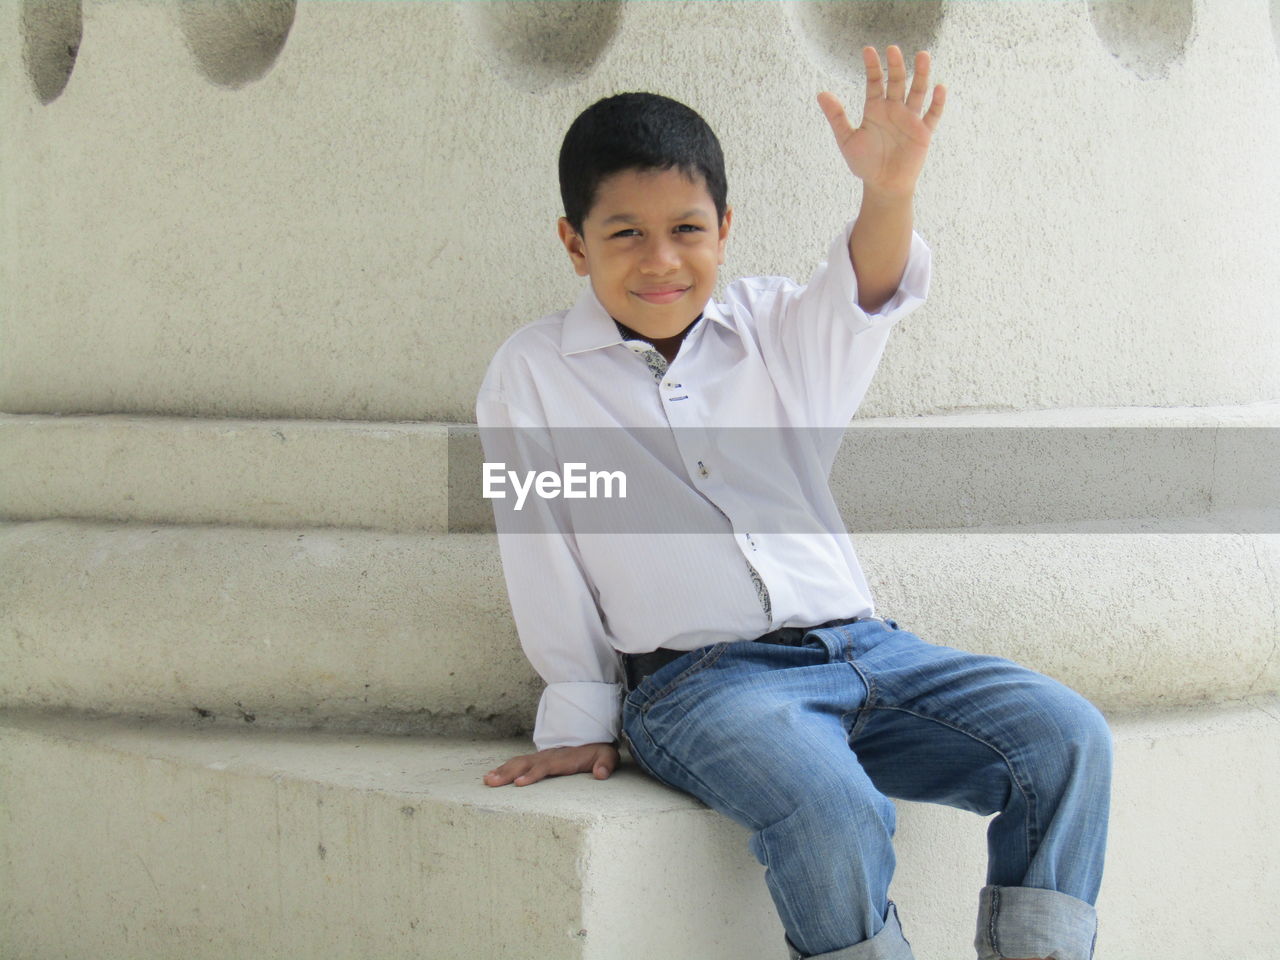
[592,749,613,778]
[817,91,855,140]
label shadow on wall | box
[1087,0,1194,79]
[20,0,297,103]
[20,0,81,104]
[175,0,297,89]
[788,0,1209,82]
[458,0,624,94]
[785,0,945,83]
[22,0,1280,106]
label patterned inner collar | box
[612,313,704,345]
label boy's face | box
[558,167,732,340]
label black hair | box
[558,92,728,235]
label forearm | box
[848,187,914,314]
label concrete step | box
[0,520,533,739]
[3,405,1276,534]
[0,412,468,534]
[3,519,1276,731]
[2,701,1276,960]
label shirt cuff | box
[532,680,625,751]
[829,218,932,324]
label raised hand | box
[817,45,945,200]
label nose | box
[638,234,680,275]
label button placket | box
[620,333,772,622]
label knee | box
[1064,692,1112,766]
[1038,688,1113,787]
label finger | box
[514,752,580,786]
[922,83,946,133]
[885,44,907,102]
[862,45,884,102]
[484,759,530,786]
[905,50,931,115]
[816,91,856,143]
[591,747,617,778]
[512,758,550,785]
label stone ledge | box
[0,412,456,532]
[1,701,1276,960]
[3,405,1276,534]
[2,520,1276,728]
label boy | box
[477,47,1111,960]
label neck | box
[615,314,703,365]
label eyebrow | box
[600,209,709,226]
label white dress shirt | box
[476,219,932,749]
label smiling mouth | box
[632,286,690,304]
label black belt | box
[621,616,881,693]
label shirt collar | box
[559,283,736,357]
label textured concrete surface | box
[1,701,1276,960]
[4,404,1276,534]
[1086,0,1194,79]
[0,521,537,737]
[0,412,456,532]
[4,0,1279,423]
[4,1,1278,956]
[2,520,1275,731]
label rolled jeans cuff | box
[975,885,1097,960]
[786,901,913,960]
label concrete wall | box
[5,0,1280,423]
[4,2,1279,958]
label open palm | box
[818,46,945,199]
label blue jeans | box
[619,618,1111,960]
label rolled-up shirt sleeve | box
[735,219,931,431]
[476,384,625,751]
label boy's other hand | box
[817,45,945,200]
[483,742,619,787]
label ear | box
[557,217,590,278]
[716,206,733,266]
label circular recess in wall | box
[786,0,945,84]
[1272,0,1280,60]
[1087,0,1193,79]
[21,0,82,105]
[459,0,622,93]
[176,0,297,89]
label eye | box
[676,224,703,233]
[610,228,639,239]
